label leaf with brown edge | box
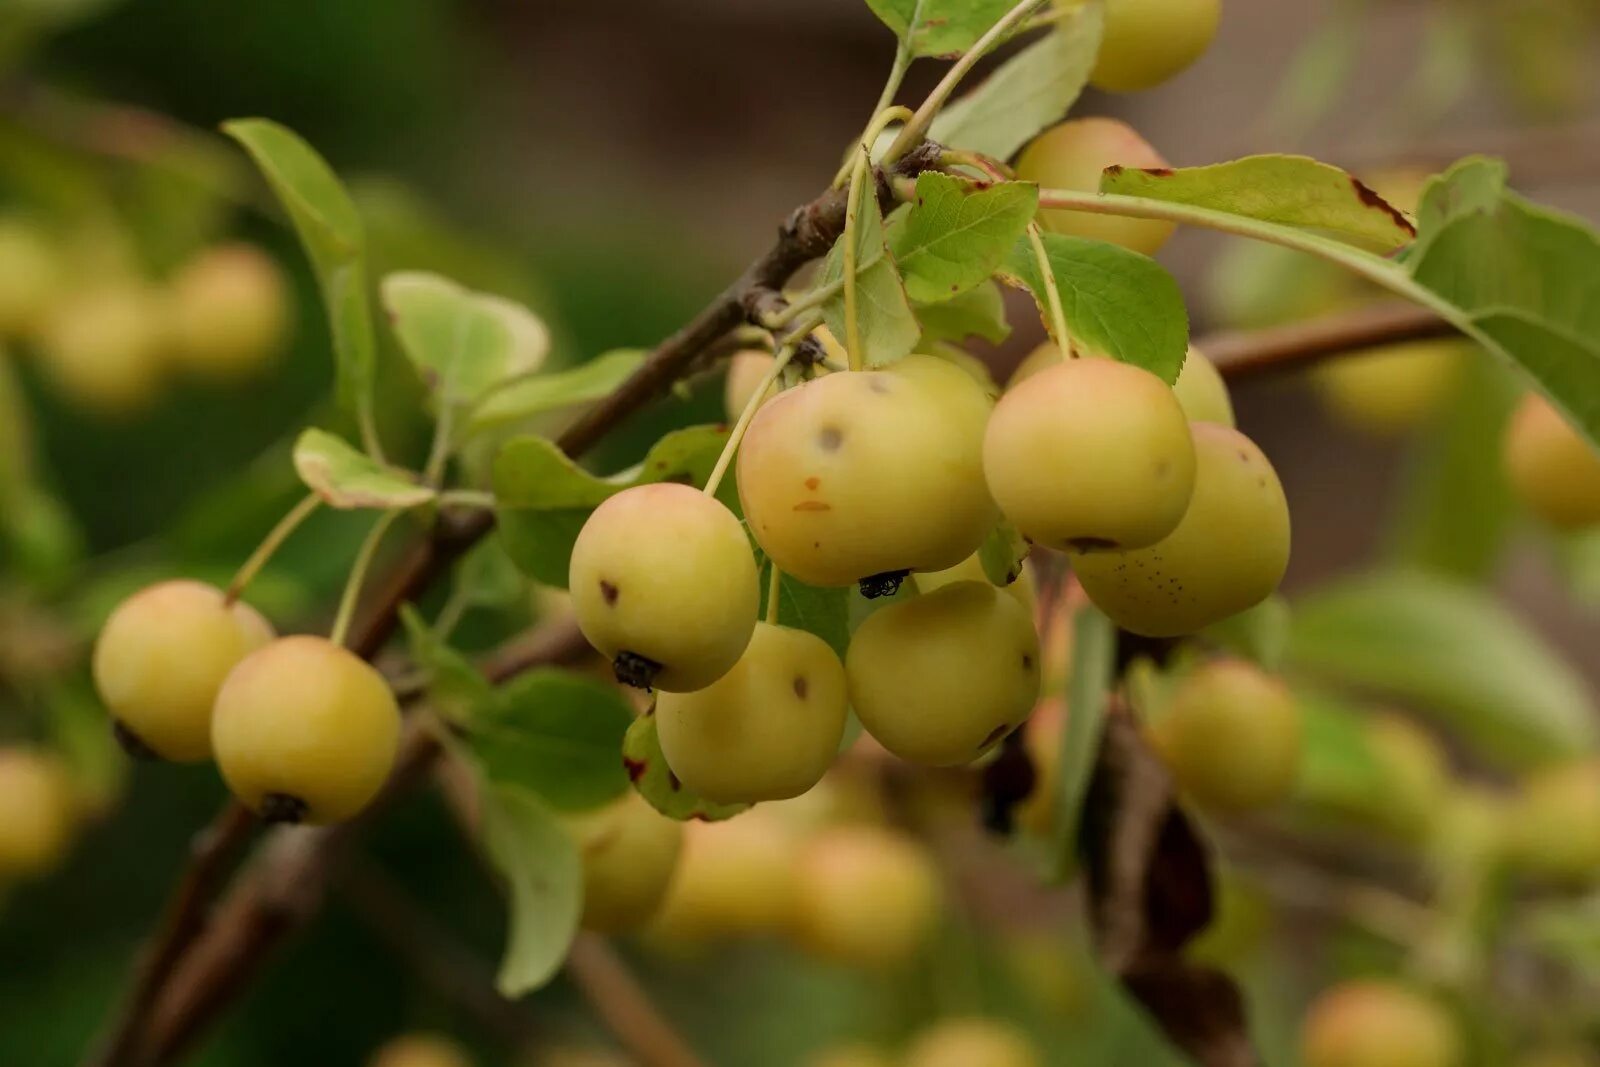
[622,706,748,823]
[1081,701,1258,1067]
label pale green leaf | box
[759,559,851,661]
[467,349,646,436]
[929,2,1104,161]
[1100,156,1417,252]
[1202,595,1291,671]
[398,605,494,727]
[819,182,920,367]
[978,521,1029,588]
[471,670,634,812]
[381,271,549,409]
[623,710,749,823]
[998,232,1189,382]
[1050,604,1115,879]
[480,784,582,997]
[292,428,435,510]
[864,0,1023,57]
[888,173,1039,303]
[915,279,1011,345]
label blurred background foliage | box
[2,0,1600,1065]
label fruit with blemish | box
[1087,0,1222,93]
[1016,118,1176,256]
[656,622,848,803]
[1150,659,1301,812]
[906,1018,1041,1067]
[737,354,996,589]
[211,635,401,824]
[167,243,291,380]
[1503,392,1600,529]
[569,483,760,691]
[0,749,75,879]
[1073,422,1290,637]
[1300,981,1460,1067]
[92,579,275,762]
[847,581,1041,766]
[915,551,1034,611]
[985,358,1196,552]
[790,825,941,968]
[567,790,684,932]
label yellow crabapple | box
[723,348,778,420]
[0,219,63,336]
[645,810,800,943]
[1016,118,1176,256]
[985,358,1196,552]
[368,1033,473,1067]
[569,483,759,691]
[1361,713,1449,840]
[1072,422,1290,637]
[914,551,1035,612]
[790,825,942,968]
[1505,759,1600,887]
[906,1018,1041,1067]
[36,284,168,414]
[1312,340,1467,435]
[656,622,847,803]
[167,243,291,380]
[1300,981,1460,1067]
[1087,0,1222,93]
[737,354,996,589]
[211,636,401,824]
[1504,392,1600,529]
[847,581,1040,766]
[566,790,684,933]
[1173,345,1235,426]
[92,579,274,762]
[1150,659,1301,812]
[0,748,75,879]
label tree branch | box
[1205,300,1455,380]
[564,934,708,1067]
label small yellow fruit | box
[1073,423,1290,637]
[1504,392,1600,529]
[567,790,683,933]
[646,810,800,943]
[1300,981,1460,1067]
[1016,118,1176,256]
[1151,659,1301,812]
[737,355,996,587]
[657,622,847,803]
[36,284,167,414]
[790,826,942,968]
[92,580,274,762]
[905,1018,1041,1067]
[167,243,291,380]
[569,483,759,692]
[914,552,1034,612]
[211,636,401,824]
[847,581,1041,766]
[1362,713,1449,840]
[0,219,63,336]
[368,1033,473,1067]
[1312,340,1466,435]
[0,749,75,878]
[985,358,1197,552]
[1506,759,1600,887]
[1174,346,1235,426]
[723,348,777,420]
[1089,0,1223,93]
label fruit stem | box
[833,28,917,189]
[883,0,1052,166]
[329,510,403,649]
[701,338,803,500]
[437,488,496,510]
[939,148,1015,182]
[841,106,916,373]
[1026,222,1074,355]
[762,279,842,329]
[357,399,388,467]
[224,492,322,606]
[766,563,782,625]
[422,403,456,488]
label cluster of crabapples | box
[570,337,1288,805]
[88,580,400,824]
[0,218,290,415]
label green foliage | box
[978,521,1030,588]
[223,120,376,424]
[478,783,581,997]
[914,279,1011,345]
[1050,605,1115,878]
[819,182,919,367]
[1201,595,1291,671]
[863,0,1026,57]
[1102,156,1418,251]
[465,348,646,436]
[1291,689,1393,815]
[491,425,733,586]
[888,173,1039,303]
[1288,570,1598,769]
[998,233,1189,382]
[928,1,1104,161]
[622,709,749,822]
[291,428,435,509]
[759,560,852,662]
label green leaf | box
[759,561,852,662]
[998,233,1189,383]
[1100,156,1417,252]
[978,521,1029,588]
[1290,688,1391,815]
[915,280,1011,345]
[864,0,1023,57]
[479,784,582,997]
[1287,570,1598,770]
[888,173,1039,303]
[492,426,733,586]
[623,709,749,823]
[471,669,634,812]
[467,349,646,436]
[1050,604,1115,879]
[398,605,494,726]
[456,538,529,609]
[819,182,920,368]
[1201,595,1291,671]
[380,271,550,410]
[292,428,435,510]
[929,1,1104,161]
[223,119,375,419]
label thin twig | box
[1204,301,1456,380]
[565,934,708,1067]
